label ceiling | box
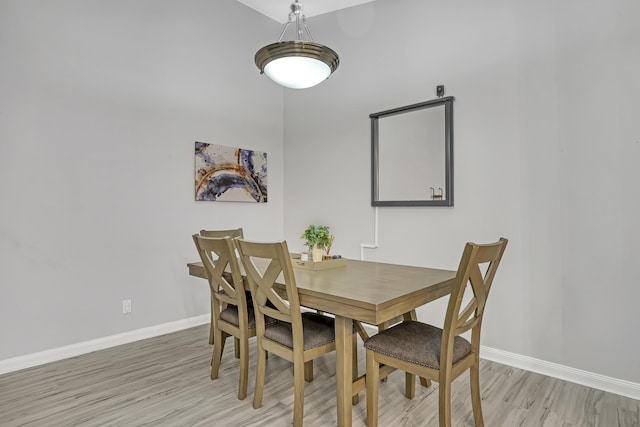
[237,0,376,23]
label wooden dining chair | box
[199,228,244,346]
[236,239,354,427]
[364,238,508,427]
[192,234,256,400]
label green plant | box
[301,224,332,252]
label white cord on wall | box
[359,206,379,260]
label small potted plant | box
[301,224,332,262]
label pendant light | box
[254,1,339,89]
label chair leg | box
[420,377,432,388]
[252,343,266,409]
[293,353,305,427]
[211,331,226,380]
[237,336,249,400]
[470,361,484,427]
[352,333,360,405]
[438,378,452,427]
[405,372,416,399]
[366,349,380,427]
[208,295,215,345]
[304,361,313,382]
[378,322,389,383]
[234,337,240,359]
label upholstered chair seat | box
[220,305,277,330]
[264,312,336,350]
[364,321,471,370]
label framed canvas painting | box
[194,142,267,203]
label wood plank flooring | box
[1,325,638,426]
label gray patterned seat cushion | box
[220,305,258,328]
[219,292,277,329]
[264,312,336,350]
[364,321,471,369]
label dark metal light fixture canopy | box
[255,1,339,89]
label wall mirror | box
[371,96,454,206]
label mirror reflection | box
[371,96,454,206]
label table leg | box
[335,315,352,427]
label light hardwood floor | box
[1,325,638,426]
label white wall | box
[283,0,640,383]
[0,0,284,360]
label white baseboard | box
[362,324,639,400]
[2,318,639,402]
[480,345,640,401]
[0,315,210,376]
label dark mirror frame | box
[371,96,454,207]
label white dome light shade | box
[264,56,330,89]
[255,41,339,90]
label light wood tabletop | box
[188,257,456,427]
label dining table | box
[187,256,456,427]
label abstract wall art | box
[194,142,267,203]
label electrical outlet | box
[122,299,132,314]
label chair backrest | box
[200,228,244,239]
[192,234,248,321]
[235,240,303,342]
[442,238,508,354]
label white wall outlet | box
[122,299,132,314]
